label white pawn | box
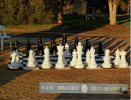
[64,43,71,58]
[75,42,84,69]
[102,49,112,68]
[23,50,38,70]
[70,49,77,67]
[55,44,65,69]
[88,46,97,69]
[119,50,128,68]
[85,49,90,66]
[8,51,21,69]
[41,46,52,69]
[114,49,120,66]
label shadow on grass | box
[55,93,130,100]
[0,66,30,86]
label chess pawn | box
[102,49,112,68]
[64,43,71,58]
[75,42,84,69]
[24,50,38,70]
[114,49,120,66]
[97,41,104,56]
[85,49,90,66]
[55,44,65,69]
[36,38,44,56]
[73,36,79,50]
[118,50,128,68]
[84,39,91,54]
[62,34,67,46]
[8,51,21,69]
[12,40,19,52]
[50,37,57,55]
[25,39,31,56]
[88,46,97,69]
[70,49,77,67]
[41,46,51,69]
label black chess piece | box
[73,36,79,49]
[62,34,67,46]
[50,37,57,55]
[12,40,19,52]
[84,39,91,54]
[98,41,104,56]
[25,39,31,56]
[36,38,44,56]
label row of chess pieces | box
[8,40,129,70]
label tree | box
[108,0,118,25]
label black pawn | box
[12,40,19,52]
[62,34,67,46]
[25,39,31,56]
[84,39,91,54]
[50,37,57,55]
[98,41,104,56]
[36,38,44,56]
[73,36,79,49]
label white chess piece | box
[55,44,65,69]
[114,49,120,66]
[8,51,21,69]
[23,50,38,70]
[118,50,128,68]
[88,46,97,69]
[85,49,90,66]
[70,49,77,67]
[75,42,84,69]
[41,46,52,69]
[102,49,112,68]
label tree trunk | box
[108,0,118,25]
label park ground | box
[0,14,130,99]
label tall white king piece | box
[23,50,38,70]
[55,44,65,69]
[102,49,112,68]
[119,50,128,68]
[8,51,22,69]
[41,46,51,69]
[75,42,84,69]
[88,46,97,69]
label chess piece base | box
[102,63,112,68]
[55,63,65,69]
[119,63,128,68]
[23,67,39,70]
[41,64,51,69]
[75,64,84,69]
[88,63,97,69]
[8,64,19,69]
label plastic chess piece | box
[55,44,65,69]
[88,46,97,69]
[12,40,19,52]
[23,50,38,70]
[62,34,67,46]
[102,49,112,68]
[85,49,90,66]
[41,46,52,69]
[50,37,57,55]
[8,51,22,69]
[75,42,84,69]
[84,39,91,54]
[73,36,79,50]
[97,41,104,56]
[118,50,128,68]
[114,49,120,66]
[64,43,71,58]
[36,38,44,56]
[25,39,32,56]
[70,49,77,67]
